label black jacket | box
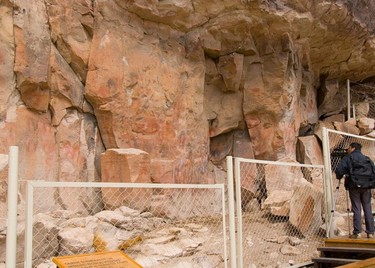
[335,149,372,189]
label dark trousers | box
[349,188,375,235]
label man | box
[335,142,375,239]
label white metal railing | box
[6,146,19,268]
[229,157,325,267]
[8,143,361,267]
[322,127,375,237]
[23,181,228,268]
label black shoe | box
[349,233,360,239]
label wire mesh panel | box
[324,128,375,237]
[24,181,227,268]
[234,158,325,267]
[0,180,7,265]
[371,102,375,119]
[354,101,375,119]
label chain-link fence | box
[0,180,8,264]
[230,158,325,268]
[322,127,375,238]
[353,101,375,120]
[22,181,228,268]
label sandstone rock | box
[46,0,93,82]
[58,227,93,255]
[58,215,97,229]
[264,193,291,217]
[209,131,233,165]
[33,214,59,261]
[205,80,244,137]
[280,245,301,256]
[297,135,323,165]
[243,49,300,160]
[354,102,370,118]
[217,53,244,92]
[366,130,375,138]
[100,148,152,211]
[150,159,174,183]
[323,114,346,123]
[264,163,305,193]
[49,45,85,126]
[314,120,335,143]
[0,1,15,115]
[85,3,210,183]
[115,206,141,217]
[289,180,323,234]
[288,237,301,246]
[13,0,51,112]
[318,80,346,119]
[333,121,360,135]
[357,117,375,135]
[94,210,132,227]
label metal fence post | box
[24,181,34,268]
[322,127,334,237]
[347,79,351,120]
[6,146,19,268]
[234,158,243,268]
[226,156,237,268]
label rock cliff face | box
[0,1,375,199]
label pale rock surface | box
[263,190,292,217]
[0,154,8,222]
[357,117,375,135]
[314,120,335,143]
[58,227,93,255]
[49,45,85,126]
[297,135,323,165]
[366,130,375,138]
[333,121,360,135]
[289,180,323,234]
[19,206,227,268]
[280,245,302,256]
[0,0,14,115]
[13,0,51,112]
[318,80,346,118]
[264,163,305,193]
[355,102,370,119]
[100,149,152,211]
[46,0,94,82]
[323,114,346,123]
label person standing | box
[335,142,375,239]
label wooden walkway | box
[312,237,375,268]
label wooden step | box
[312,257,360,268]
[318,246,375,259]
[289,261,314,268]
[336,257,375,268]
[318,247,375,254]
[323,237,375,249]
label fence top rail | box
[26,180,225,190]
[325,128,375,142]
[234,157,324,169]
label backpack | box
[348,154,375,189]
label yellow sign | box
[52,250,143,268]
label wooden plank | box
[324,238,375,249]
[289,261,314,268]
[312,257,360,265]
[52,250,143,268]
[318,247,375,254]
[336,257,375,268]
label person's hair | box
[350,142,362,151]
